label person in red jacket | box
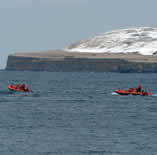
[136,84,142,92]
[20,83,25,89]
[20,83,29,91]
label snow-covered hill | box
[66,27,157,55]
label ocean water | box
[0,71,157,155]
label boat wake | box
[151,94,157,97]
[111,92,118,95]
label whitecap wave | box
[66,27,157,55]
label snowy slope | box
[66,27,157,55]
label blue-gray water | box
[0,71,157,155]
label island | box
[6,27,157,72]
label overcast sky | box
[0,0,157,68]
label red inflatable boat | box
[8,84,31,92]
[114,88,151,96]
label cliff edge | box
[6,50,157,72]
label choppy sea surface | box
[0,71,157,155]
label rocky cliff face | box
[6,54,157,73]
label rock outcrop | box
[6,50,157,72]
